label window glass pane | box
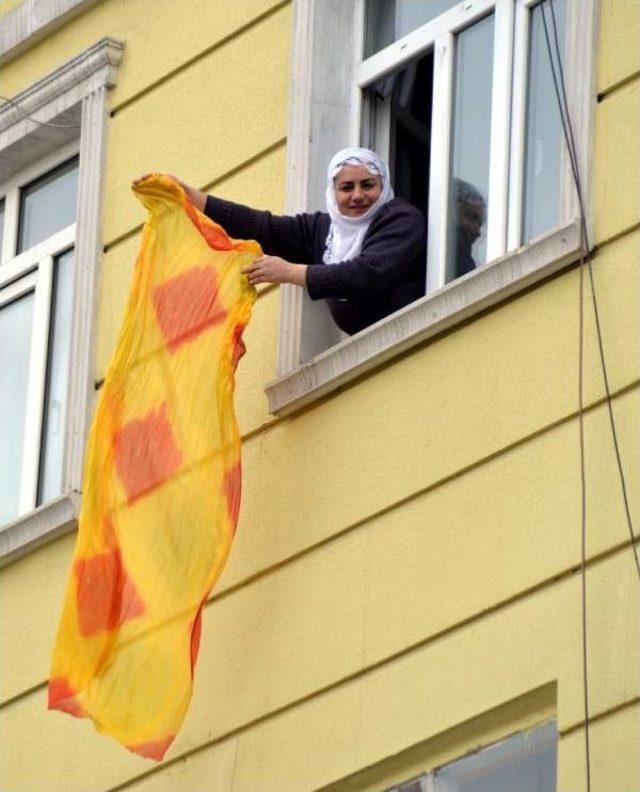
[366,0,460,56]
[0,199,5,260]
[446,14,494,282]
[523,0,567,242]
[0,290,34,524]
[433,721,557,792]
[18,157,78,253]
[38,248,75,505]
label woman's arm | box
[179,180,207,212]
[204,195,320,265]
[133,175,321,264]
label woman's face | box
[334,164,383,217]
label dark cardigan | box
[204,195,426,335]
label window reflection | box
[446,14,494,281]
[0,291,34,524]
[18,157,79,253]
[523,0,567,242]
[450,179,487,278]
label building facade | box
[0,0,638,790]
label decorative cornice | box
[0,37,124,137]
[0,0,102,64]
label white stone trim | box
[562,0,599,248]
[0,37,123,179]
[0,493,79,567]
[277,0,314,374]
[0,37,123,562]
[0,0,101,64]
[277,0,359,371]
[266,220,583,415]
[64,83,108,493]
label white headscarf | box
[323,147,394,264]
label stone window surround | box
[0,36,124,566]
[266,0,598,416]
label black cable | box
[541,2,639,579]
[541,1,640,788]
[0,94,81,128]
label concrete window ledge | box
[266,220,584,416]
[0,493,80,568]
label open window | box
[361,0,571,290]
[269,0,594,414]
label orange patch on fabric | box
[230,323,247,370]
[184,200,232,251]
[153,266,228,353]
[120,567,146,624]
[190,605,203,678]
[223,463,242,530]
[127,734,175,761]
[74,550,145,637]
[113,403,182,504]
[48,677,84,718]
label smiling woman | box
[147,147,426,336]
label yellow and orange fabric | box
[48,175,258,760]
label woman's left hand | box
[242,256,307,287]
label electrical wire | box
[541,1,640,789]
[540,5,592,786]
[542,0,639,581]
[0,94,81,128]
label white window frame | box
[1,144,79,514]
[0,37,123,566]
[267,0,597,415]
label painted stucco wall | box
[0,0,638,790]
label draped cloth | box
[48,175,258,761]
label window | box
[0,37,123,563]
[269,0,593,414]
[361,0,569,292]
[0,150,78,524]
[388,721,557,792]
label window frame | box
[0,37,123,566]
[387,719,558,792]
[0,145,79,516]
[359,0,514,287]
[267,0,597,415]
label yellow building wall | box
[1,0,639,790]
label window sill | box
[0,492,79,568]
[266,220,583,416]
